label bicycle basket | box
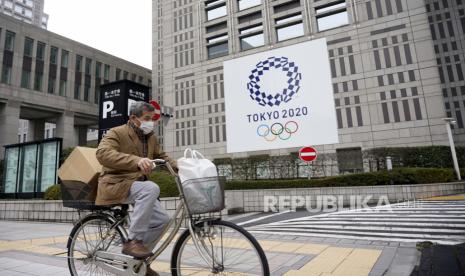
[61,180,97,210]
[180,176,225,215]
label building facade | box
[0,13,152,158]
[0,0,48,28]
[153,0,464,172]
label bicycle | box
[63,159,270,275]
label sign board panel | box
[98,80,149,141]
[224,38,339,153]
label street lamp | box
[443,118,461,181]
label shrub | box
[225,168,455,190]
[44,185,61,200]
[149,170,179,198]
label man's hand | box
[138,158,155,175]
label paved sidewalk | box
[0,220,419,276]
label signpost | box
[150,100,162,121]
[299,146,317,179]
[98,80,149,142]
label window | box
[34,72,43,91]
[85,58,92,75]
[61,50,68,68]
[75,55,82,72]
[316,1,349,32]
[5,31,15,51]
[123,71,129,79]
[59,80,66,96]
[4,0,13,9]
[48,77,55,94]
[84,85,90,101]
[23,37,33,57]
[131,73,136,81]
[138,76,144,84]
[239,25,264,50]
[238,0,261,10]
[206,1,227,21]
[207,34,229,59]
[104,64,110,80]
[1,67,12,84]
[46,129,50,139]
[95,61,102,78]
[21,70,30,88]
[36,42,45,60]
[74,84,81,100]
[50,46,58,64]
[116,68,121,80]
[275,14,304,41]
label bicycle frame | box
[89,161,222,275]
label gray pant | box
[124,181,170,250]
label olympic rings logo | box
[256,121,299,141]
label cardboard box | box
[58,147,102,202]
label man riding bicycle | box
[95,101,177,276]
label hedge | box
[225,168,456,191]
[45,167,463,200]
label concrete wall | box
[0,182,463,222]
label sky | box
[44,0,152,69]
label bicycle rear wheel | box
[171,219,269,275]
[67,214,127,276]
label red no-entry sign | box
[299,146,317,162]
[149,100,161,121]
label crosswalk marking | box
[246,200,465,245]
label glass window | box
[5,31,15,51]
[74,83,81,99]
[104,64,110,80]
[276,14,302,25]
[34,72,43,91]
[4,0,13,9]
[85,58,92,75]
[23,37,34,57]
[240,33,264,50]
[116,68,121,80]
[95,61,102,78]
[19,144,37,193]
[59,79,66,96]
[207,4,227,20]
[316,1,349,32]
[138,76,144,83]
[238,0,261,10]
[40,141,59,192]
[123,71,129,79]
[84,85,90,101]
[3,147,19,193]
[240,24,263,35]
[24,9,32,17]
[276,22,304,41]
[317,11,349,31]
[36,42,45,60]
[50,46,58,64]
[94,86,100,104]
[25,0,33,7]
[75,55,82,72]
[21,70,30,88]
[1,66,12,84]
[131,73,136,81]
[47,77,55,94]
[207,42,228,59]
[61,50,69,68]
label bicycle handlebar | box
[151,159,177,176]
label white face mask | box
[138,120,154,135]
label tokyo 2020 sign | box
[224,38,339,153]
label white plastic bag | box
[177,148,218,183]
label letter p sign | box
[102,101,114,119]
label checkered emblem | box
[247,56,302,107]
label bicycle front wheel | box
[67,214,127,276]
[171,219,269,276]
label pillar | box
[27,119,45,141]
[0,100,21,158]
[56,111,76,149]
